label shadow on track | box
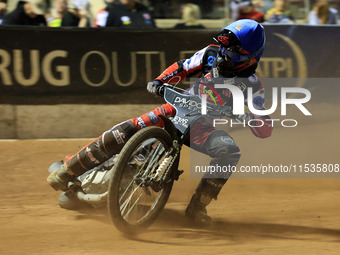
[68,206,340,245]
[132,208,340,245]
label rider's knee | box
[205,130,241,164]
[213,144,241,164]
[102,120,137,154]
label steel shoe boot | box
[47,163,75,191]
[58,191,89,210]
[185,192,212,225]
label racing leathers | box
[63,44,273,201]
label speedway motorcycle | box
[49,84,233,235]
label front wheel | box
[108,126,178,235]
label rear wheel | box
[108,126,178,235]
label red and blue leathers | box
[65,44,273,199]
[131,44,273,141]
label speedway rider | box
[47,19,273,224]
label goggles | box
[220,37,266,62]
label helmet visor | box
[220,36,266,63]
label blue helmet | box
[214,19,266,62]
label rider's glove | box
[147,80,164,96]
[236,112,255,126]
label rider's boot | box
[58,190,88,210]
[185,192,212,225]
[47,163,76,191]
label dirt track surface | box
[1,120,340,255]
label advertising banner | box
[0,25,339,104]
